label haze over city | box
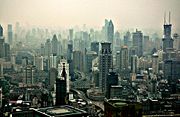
[0,0,180,31]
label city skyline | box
[0,0,180,31]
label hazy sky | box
[0,0,180,31]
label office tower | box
[67,41,73,61]
[106,70,118,99]
[4,43,10,61]
[0,25,3,37]
[0,88,2,108]
[132,29,143,57]
[162,12,173,52]
[85,51,98,73]
[173,33,180,50]
[45,39,52,57]
[119,46,129,72]
[24,65,36,85]
[48,68,58,90]
[11,54,16,65]
[56,62,67,106]
[143,36,150,53]
[152,53,159,74]
[49,54,57,68]
[91,42,99,55]
[164,60,180,81]
[0,63,3,77]
[107,20,114,50]
[69,29,73,40]
[0,37,4,58]
[35,56,44,70]
[73,51,84,72]
[131,55,138,73]
[51,34,58,55]
[99,42,112,93]
[114,31,121,51]
[7,24,13,45]
[124,31,131,47]
[58,59,70,93]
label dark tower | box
[0,25,3,37]
[162,12,173,52]
[56,63,67,106]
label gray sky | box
[0,0,180,31]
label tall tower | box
[56,62,67,106]
[51,34,58,55]
[107,20,114,50]
[8,24,13,45]
[99,42,112,93]
[132,29,143,57]
[162,12,173,52]
[0,25,3,37]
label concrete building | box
[91,42,99,55]
[7,24,13,45]
[49,54,57,68]
[85,51,98,73]
[45,39,52,57]
[23,65,36,85]
[99,42,112,93]
[107,20,114,50]
[51,34,58,55]
[152,53,159,74]
[73,51,84,72]
[132,29,143,57]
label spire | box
[169,11,171,24]
[164,12,166,25]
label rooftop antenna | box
[164,12,166,25]
[169,11,171,24]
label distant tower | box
[107,20,114,50]
[99,42,112,93]
[91,42,99,54]
[162,12,173,52]
[24,65,36,85]
[120,46,129,72]
[73,51,84,72]
[69,29,73,40]
[132,29,143,57]
[49,54,57,68]
[7,24,13,45]
[51,34,58,55]
[152,53,159,74]
[0,25,3,37]
[56,62,67,106]
[45,39,52,57]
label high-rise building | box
[48,68,58,90]
[67,41,73,61]
[106,70,118,99]
[4,43,10,61]
[173,33,180,50]
[131,55,138,73]
[162,13,173,52]
[73,51,84,72]
[124,31,131,47]
[49,54,57,68]
[0,25,3,37]
[99,42,112,93]
[91,42,99,54]
[56,62,67,106]
[152,53,159,74]
[119,46,129,72]
[69,29,73,40]
[23,65,36,85]
[35,56,44,70]
[51,34,58,55]
[132,29,143,57]
[85,51,98,73]
[107,20,114,50]
[7,24,13,45]
[40,44,45,56]
[45,39,52,57]
[0,37,4,58]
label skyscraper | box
[91,42,99,54]
[152,53,159,74]
[51,34,58,55]
[56,62,67,106]
[45,39,52,57]
[73,50,84,72]
[162,13,173,52]
[107,20,114,50]
[132,29,143,57]
[99,42,112,93]
[0,25,3,37]
[119,46,129,72]
[7,24,13,45]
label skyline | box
[0,0,180,32]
